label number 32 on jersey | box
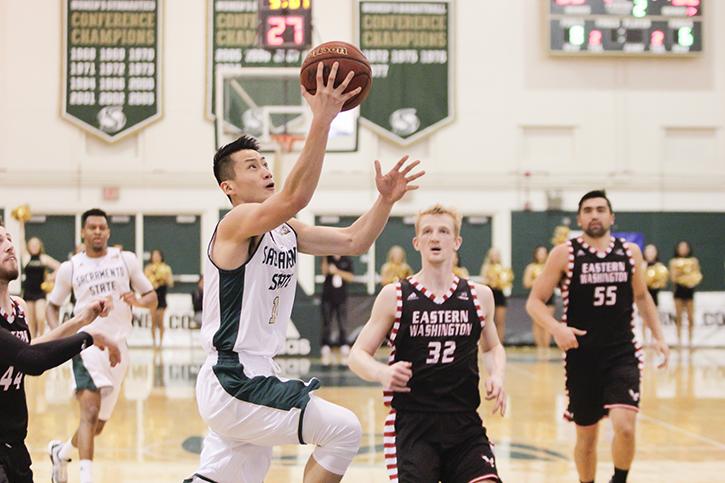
[426,340,456,364]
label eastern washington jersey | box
[386,277,485,412]
[0,300,30,442]
[561,237,636,348]
[48,248,154,341]
[201,223,297,357]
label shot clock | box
[259,0,313,49]
[549,0,703,55]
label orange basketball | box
[300,41,372,111]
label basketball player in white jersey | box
[185,62,424,483]
[46,208,158,483]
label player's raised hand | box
[375,155,425,204]
[83,328,122,367]
[653,338,670,368]
[379,361,412,392]
[553,325,586,351]
[484,374,506,416]
[302,62,361,124]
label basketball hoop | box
[270,133,305,154]
[269,134,305,185]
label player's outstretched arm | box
[628,243,669,368]
[32,298,110,344]
[288,156,424,256]
[526,244,586,351]
[3,299,119,375]
[473,283,507,416]
[217,63,361,244]
[348,283,412,392]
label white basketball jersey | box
[201,223,298,357]
[49,247,153,341]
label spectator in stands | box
[21,237,60,337]
[452,251,469,279]
[669,241,702,347]
[144,249,174,348]
[321,256,354,362]
[192,276,204,328]
[523,245,553,355]
[480,247,513,344]
[380,245,413,285]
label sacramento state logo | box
[389,108,420,136]
[97,106,127,133]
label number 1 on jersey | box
[269,296,280,324]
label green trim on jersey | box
[212,266,246,351]
[212,352,320,411]
[72,354,98,391]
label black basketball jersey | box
[562,237,636,349]
[385,277,484,412]
[0,300,31,442]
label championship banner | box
[357,0,453,145]
[207,0,311,120]
[62,0,162,142]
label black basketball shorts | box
[385,409,501,483]
[0,440,33,483]
[564,345,643,426]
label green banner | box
[62,0,162,142]
[358,0,452,145]
[207,0,306,121]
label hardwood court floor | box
[24,347,725,482]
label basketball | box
[300,41,372,111]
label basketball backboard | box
[214,66,359,152]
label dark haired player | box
[0,222,120,483]
[349,204,505,483]
[527,190,669,483]
[47,208,157,483]
[185,62,424,483]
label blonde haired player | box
[349,205,506,482]
[184,62,424,483]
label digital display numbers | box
[550,0,703,55]
[259,0,312,48]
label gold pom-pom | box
[11,204,32,223]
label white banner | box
[60,294,200,348]
[636,291,725,347]
[62,294,313,352]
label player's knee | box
[327,406,362,453]
[80,403,100,424]
[309,404,361,474]
[613,420,636,440]
[575,435,597,452]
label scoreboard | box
[258,0,313,49]
[549,0,703,55]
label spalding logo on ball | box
[300,41,372,112]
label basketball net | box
[270,133,304,186]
